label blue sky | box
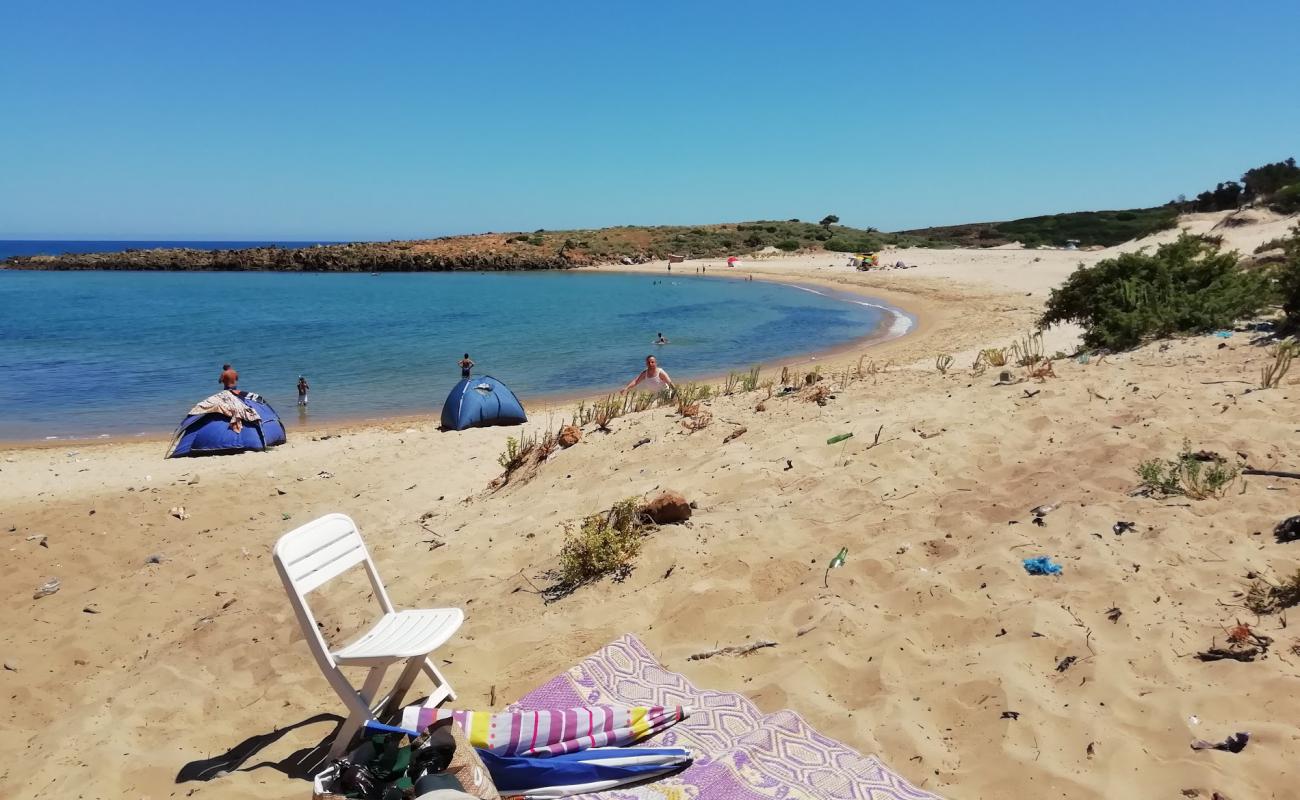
[2,1,1297,240]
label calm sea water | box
[0,240,334,260]
[0,270,910,441]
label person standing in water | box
[458,353,475,378]
[297,375,310,406]
[624,354,675,394]
[654,332,670,345]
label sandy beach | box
[3,210,1298,799]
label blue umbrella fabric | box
[476,746,692,798]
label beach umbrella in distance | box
[727,256,740,267]
[476,746,692,798]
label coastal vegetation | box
[1038,235,1272,350]
[1135,439,1240,500]
[1274,227,1300,328]
[901,206,1179,249]
[1178,157,1300,213]
[0,219,947,271]
[551,497,649,596]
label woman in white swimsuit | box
[625,354,674,394]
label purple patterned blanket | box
[511,635,942,800]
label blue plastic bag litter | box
[1213,330,1233,338]
[1023,556,1063,576]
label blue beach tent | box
[440,375,527,431]
[167,394,287,457]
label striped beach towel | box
[400,705,691,757]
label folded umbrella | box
[401,705,691,757]
[476,746,692,798]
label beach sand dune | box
[2,210,1297,799]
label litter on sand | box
[824,547,848,588]
[826,433,853,445]
[33,578,61,599]
[1191,732,1249,753]
[1023,556,1063,576]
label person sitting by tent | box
[458,353,475,378]
[654,332,669,345]
[624,355,674,395]
[219,363,242,396]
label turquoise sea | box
[0,269,910,441]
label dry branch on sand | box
[687,640,777,661]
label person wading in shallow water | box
[624,354,675,394]
[458,353,475,378]
[297,375,310,406]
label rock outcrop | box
[1,235,590,272]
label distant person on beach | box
[219,364,242,396]
[624,354,674,394]
[655,332,670,345]
[459,353,475,378]
[297,376,310,406]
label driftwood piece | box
[1195,647,1263,662]
[1243,468,1300,480]
[723,427,747,444]
[687,640,777,661]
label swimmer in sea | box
[654,332,669,345]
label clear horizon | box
[3,1,1298,240]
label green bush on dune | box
[1273,228,1300,328]
[824,235,884,253]
[1039,235,1272,350]
[1269,183,1300,215]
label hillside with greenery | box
[1176,157,1300,213]
[537,219,947,262]
[7,156,1296,272]
[899,206,1180,249]
[2,220,952,271]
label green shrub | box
[1274,231,1300,327]
[824,235,882,253]
[776,239,800,252]
[554,497,648,591]
[1135,440,1240,499]
[1269,183,1300,214]
[1040,235,1272,350]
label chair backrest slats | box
[275,513,370,596]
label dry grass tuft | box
[981,347,1008,367]
[1261,341,1296,389]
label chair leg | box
[329,665,388,758]
[358,665,388,712]
[420,656,457,705]
[329,710,365,760]
[381,656,425,719]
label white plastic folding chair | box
[274,513,463,757]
